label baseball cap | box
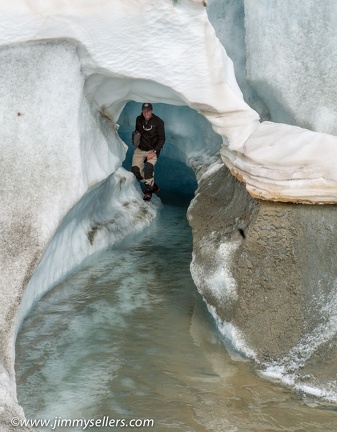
[142,103,153,111]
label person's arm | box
[136,116,142,133]
[154,117,165,152]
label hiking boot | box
[143,189,152,201]
[143,185,152,201]
[152,183,160,194]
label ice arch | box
[1,0,336,203]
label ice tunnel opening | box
[116,100,223,200]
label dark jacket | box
[136,113,165,153]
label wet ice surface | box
[16,193,337,431]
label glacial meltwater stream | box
[16,193,337,431]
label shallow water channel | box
[16,194,337,431]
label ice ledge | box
[221,122,337,204]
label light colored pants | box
[131,148,158,187]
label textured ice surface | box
[244,0,337,135]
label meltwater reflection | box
[16,193,337,431]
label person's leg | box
[132,149,158,201]
[142,155,158,201]
[131,148,147,181]
[144,156,157,189]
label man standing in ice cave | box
[131,103,166,201]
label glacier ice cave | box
[2,0,337,430]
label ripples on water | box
[16,193,337,431]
